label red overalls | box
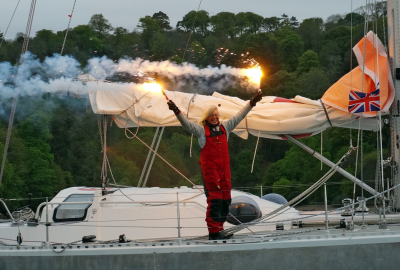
[199,125,232,234]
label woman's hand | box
[250,91,262,106]
[168,100,180,115]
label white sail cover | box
[88,83,377,140]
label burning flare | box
[246,66,262,88]
[142,82,163,93]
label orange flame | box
[246,66,262,86]
[142,82,163,93]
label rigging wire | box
[142,127,165,187]
[350,0,353,147]
[0,0,21,49]
[60,0,77,56]
[137,127,160,187]
[182,0,203,60]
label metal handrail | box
[0,199,15,222]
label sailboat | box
[1,0,400,269]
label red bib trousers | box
[200,125,232,233]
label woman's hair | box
[198,105,218,126]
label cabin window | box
[53,194,94,222]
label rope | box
[251,131,260,173]
[51,240,81,253]
[106,155,135,202]
[319,100,332,127]
[182,0,203,59]
[321,126,323,170]
[0,0,21,49]
[60,0,77,56]
[0,0,37,190]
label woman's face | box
[207,109,219,125]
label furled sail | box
[89,85,377,140]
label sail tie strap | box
[319,100,332,127]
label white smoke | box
[0,53,257,102]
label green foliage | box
[278,33,304,72]
[88,14,113,38]
[262,17,281,33]
[178,10,210,36]
[151,32,174,60]
[297,50,320,75]
[210,12,237,39]
[138,16,162,49]
[296,18,323,53]
[152,11,172,31]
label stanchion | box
[177,193,182,245]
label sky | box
[0,0,368,40]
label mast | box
[387,0,400,210]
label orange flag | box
[321,31,394,117]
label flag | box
[68,15,72,17]
[348,88,380,113]
[322,31,394,117]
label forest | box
[0,1,390,210]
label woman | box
[167,92,262,240]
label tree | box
[70,25,103,61]
[298,68,330,99]
[262,17,281,33]
[323,26,351,56]
[344,12,365,26]
[152,11,172,31]
[324,14,346,31]
[297,50,320,75]
[88,14,113,38]
[278,33,304,72]
[296,18,323,53]
[30,29,59,60]
[280,13,291,27]
[319,41,343,82]
[178,10,210,36]
[18,113,57,197]
[138,16,162,49]
[235,12,250,35]
[245,12,264,34]
[210,12,237,39]
[150,32,174,60]
[290,16,299,28]
[272,178,294,199]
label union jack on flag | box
[348,88,380,113]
